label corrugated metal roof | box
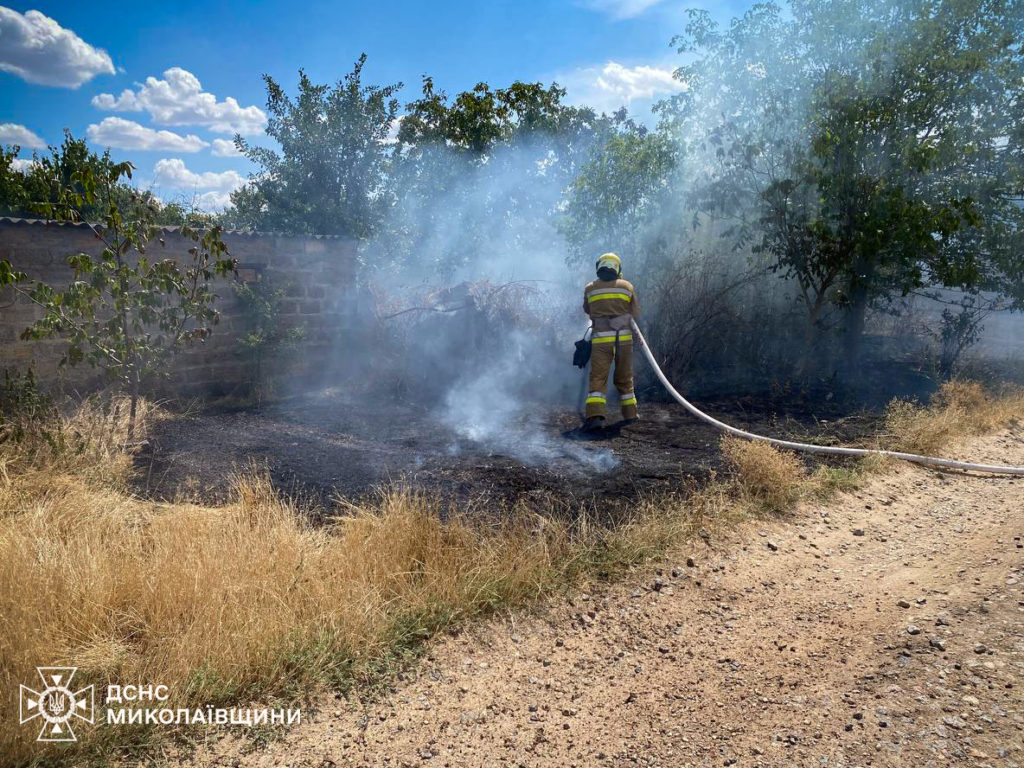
[0,216,356,241]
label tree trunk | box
[842,283,870,382]
[795,293,829,384]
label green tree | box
[561,128,677,267]
[382,77,631,274]
[0,162,236,439]
[1,131,179,224]
[0,145,32,214]
[230,54,401,237]
[396,79,613,155]
[658,0,1024,376]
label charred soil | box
[133,389,881,515]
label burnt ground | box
[132,388,882,513]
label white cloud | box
[581,0,666,20]
[194,190,233,212]
[211,138,243,157]
[381,114,406,145]
[87,117,209,152]
[153,158,245,192]
[92,67,266,135]
[0,123,46,149]
[10,157,36,173]
[0,8,115,88]
[151,159,246,212]
[559,60,686,115]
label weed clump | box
[719,436,806,514]
[884,380,1024,455]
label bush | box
[884,379,1024,455]
[719,436,806,514]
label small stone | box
[653,578,665,592]
[767,540,779,552]
[686,557,696,568]
[852,528,865,537]
[929,637,946,651]
[907,625,921,636]
[943,715,966,730]
[897,599,911,609]
[962,695,980,706]
[974,643,988,654]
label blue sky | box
[0,0,746,210]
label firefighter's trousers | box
[585,332,637,420]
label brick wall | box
[0,218,358,395]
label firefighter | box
[582,252,641,431]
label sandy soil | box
[185,427,1024,768]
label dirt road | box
[195,429,1024,768]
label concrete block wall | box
[0,218,358,395]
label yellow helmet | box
[595,252,622,278]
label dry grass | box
[0,394,162,491]
[0,429,708,765]
[2,379,1021,765]
[883,379,1024,455]
[719,436,807,514]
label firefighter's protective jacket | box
[583,278,640,419]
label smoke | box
[440,329,618,471]
[316,0,1023,471]
[349,134,623,469]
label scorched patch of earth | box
[133,388,879,510]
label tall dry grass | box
[0,394,161,490]
[0,420,709,765]
[719,436,807,513]
[883,379,1024,455]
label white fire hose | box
[628,319,1024,476]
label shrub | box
[719,436,806,514]
[884,379,1024,455]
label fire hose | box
[628,319,1024,476]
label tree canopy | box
[228,54,401,237]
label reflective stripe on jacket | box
[583,278,640,319]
